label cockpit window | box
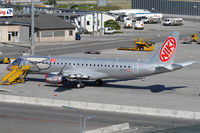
[11,58,23,66]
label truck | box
[143,16,161,24]
[163,18,183,26]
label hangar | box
[0,14,76,43]
[132,0,200,16]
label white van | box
[104,27,115,34]
[163,18,183,26]
[134,21,144,30]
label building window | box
[87,21,90,25]
[41,31,53,37]
[54,31,65,37]
[9,31,18,37]
[78,21,81,25]
[69,30,73,36]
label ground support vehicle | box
[0,57,15,64]
[124,20,133,29]
[117,38,154,51]
[0,65,29,85]
[134,21,144,30]
[182,32,200,44]
[163,18,183,26]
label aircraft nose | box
[7,64,11,71]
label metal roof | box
[0,14,76,30]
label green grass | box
[52,0,131,9]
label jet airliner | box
[10,32,195,88]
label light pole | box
[31,0,35,55]
[62,106,82,133]
[83,115,96,133]
[193,5,198,16]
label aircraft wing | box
[62,69,108,80]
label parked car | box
[134,21,144,30]
[104,27,115,34]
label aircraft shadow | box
[27,77,45,82]
[103,82,186,93]
[27,78,186,93]
[101,79,187,92]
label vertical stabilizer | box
[149,32,179,65]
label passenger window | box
[108,65,110,67]
[128,66,130,68]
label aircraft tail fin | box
[149,32,180,65]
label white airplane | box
[9,32,195,88]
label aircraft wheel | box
[76,82,85,88]
[95,79,103,86]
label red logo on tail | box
[159,37,176,62]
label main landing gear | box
[76,81,85,88]
[95,79,103,86]
[76,79,103,88]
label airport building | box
[75,13,115,32]
[0,14,76,43]
[132,0,200,16]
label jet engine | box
[45,74,63,84]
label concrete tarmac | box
[0,40,199,113]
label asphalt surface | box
[0,102,199,133]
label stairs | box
[0,65,29,85]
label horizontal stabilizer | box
[175,61,197,67]
[155,61,196,73]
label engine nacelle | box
[45,74,63,84]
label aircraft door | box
[133,64,138,74]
